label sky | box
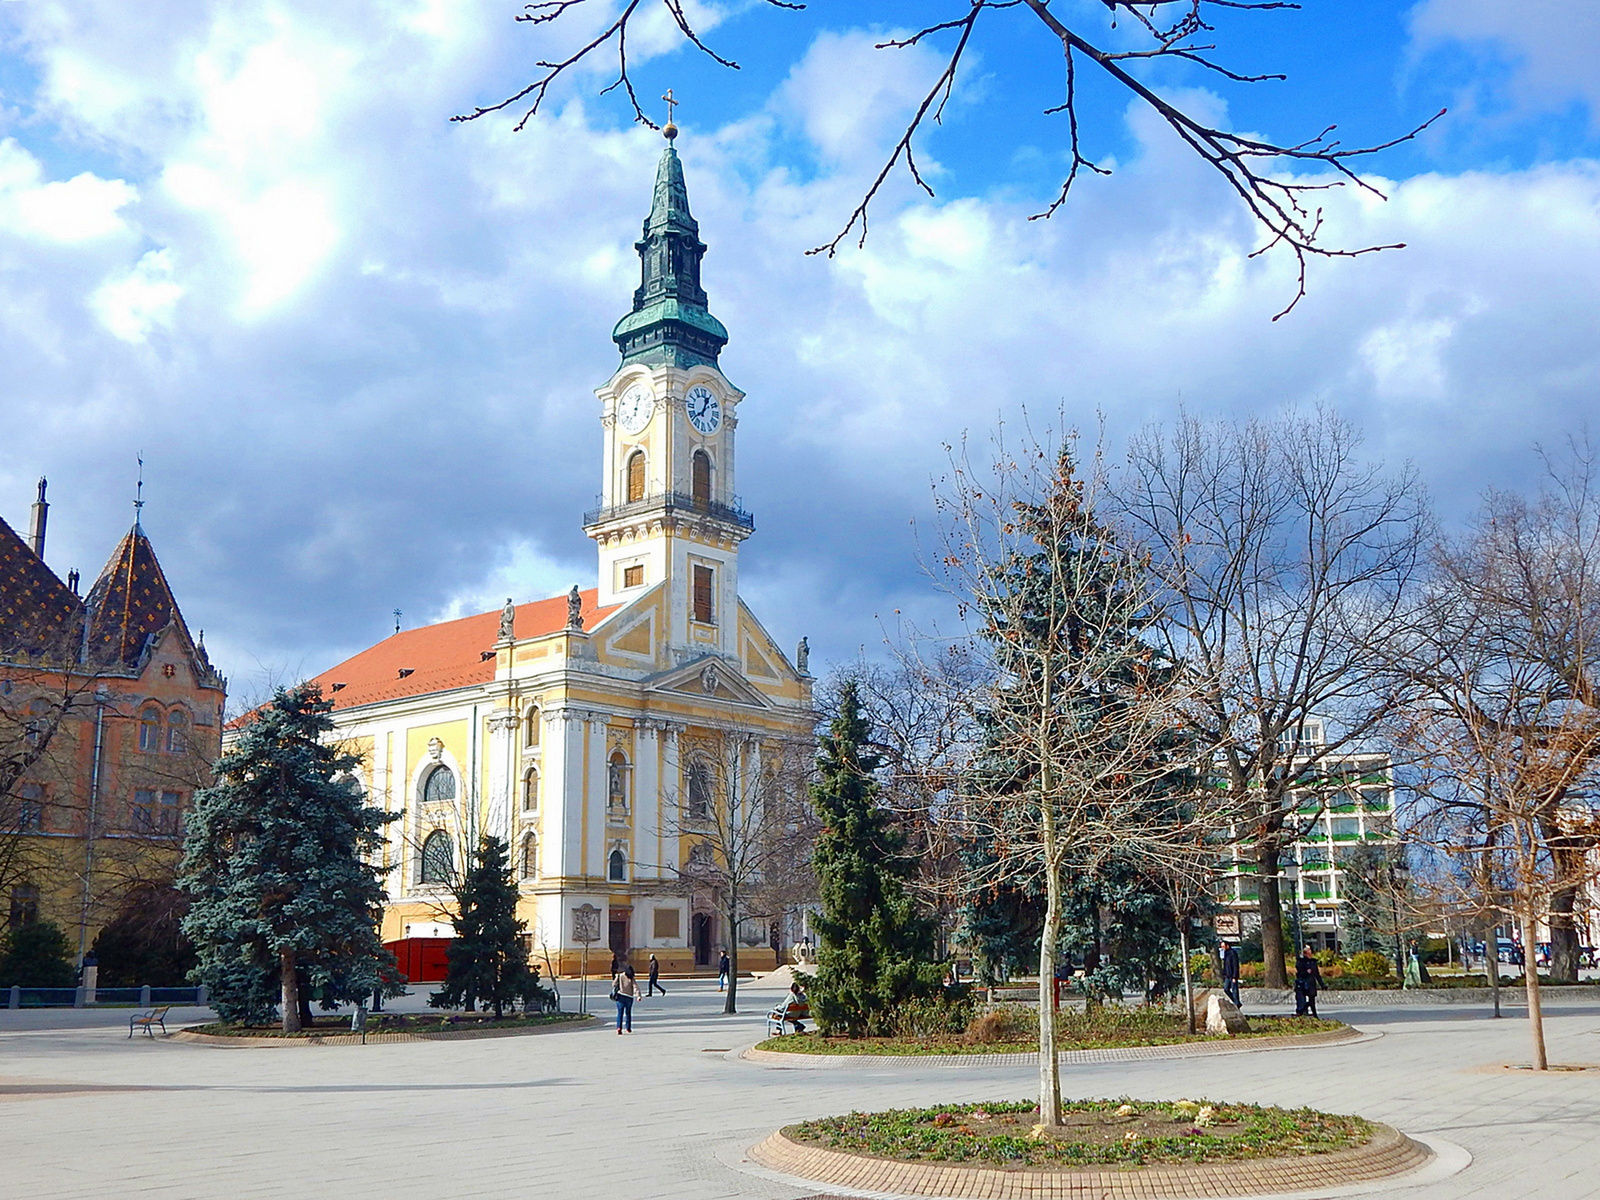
[1,0,1597,697]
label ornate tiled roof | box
[82,525,195,672]
[0,514,82,660]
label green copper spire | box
[612,133,728,368]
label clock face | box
[617,384,653,435]
[685,385,721,435]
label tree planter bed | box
[751,1101,1432,1199]
[173,1013,594,1045]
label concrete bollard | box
[8,985,18,1010]
[83,963,98,1005]
[196,984,208,1006]
[139,984,151,1007]
[73,986,85,1009]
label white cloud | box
[92,248,183,342]
[1410,0,1600,123]
[0,139,136,243]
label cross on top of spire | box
[662,88,679,141]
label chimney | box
[28,477,48,559]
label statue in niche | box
[567,585,584,630]
[796,636,810,675]
[498,597,516,642]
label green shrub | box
[1347,950,1392,979]
[883,990,976,1039]
[0,921,76,987]
[1314,948,1339,968]
[1188,951,1218,983]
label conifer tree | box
[430,835,541,1018]
[179,684,401,1031]
[809,680,941,1037]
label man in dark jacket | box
[1294,946,1324,1017]
[647,953,666,996]
[1221,942,1242,1008]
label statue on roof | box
[499,597,516,642]
[796,637,810,676]
[567,585,584,631]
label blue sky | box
[1,0,1597,696]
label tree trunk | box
[1483,918,1501,1019]
[1257,842,1288,989]
[280,949,301,1034]
[1546,881,1580,984]
[1178,922,1195,1035]
[1518,908,1548,1070]
[1037,800,1063,1126]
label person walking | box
[1294,946,1324,1017]
[717,950,730,992]
[613,965,639,1034]
[646,954,666,997]
[1221,941,1242,1009]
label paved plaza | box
[2,982,1597,1200]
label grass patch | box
[757,1012,1343,1056]
[187,1011,587,1038]
[789,1099,1372,1167]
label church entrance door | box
[692,913,712,966]
[608,915,629,962]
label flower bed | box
[184,1011,587,1038]
[788,1099,1372,1168]
[754,1014,1342,1056]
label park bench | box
[129,1006,171,1039]
[765,997,809,1037]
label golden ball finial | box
[663,121,678,141]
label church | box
[309,128,814,976]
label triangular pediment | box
[646,655,769,707]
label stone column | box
[543,709,586,883]
[634,723,661,880]
[585,712,611,881]
[485,708,519,844]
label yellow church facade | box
[307,133,814,977]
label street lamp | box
[1281,858,1304,956]
[1386,857,1410,986]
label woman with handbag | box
[612,964,640,1034]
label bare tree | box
[1113,409,1432,990]
[930,423,1214,1127]
[1396,445,1600,1067]
[660,725,815,1015]
[459,1,1441,316]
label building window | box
[17,783,44,831]
[24,698,49,746]
[167,709,188,754]
[687,760,711,819]
[522,766,539,812]
[521,834,538,880]
[422,765,456,805]
[626,450,646,503]
[608,847,627,882]
[139,707,162,752]
[525,706,540,749]
[133,789,156,831]
[8,884,39,929]
[691,450,711,508]
[159,791,183,834]
[623,563,644,588]
[653,908,680,939]
[608,751,629,812]
[692,564,714,624]
[420,830,454,884]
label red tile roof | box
[309,589,617,711]
[0,514,81,659]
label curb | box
[740,1025,1372,1069]
[748,1120,1433,1200]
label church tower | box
[583,128,752,662]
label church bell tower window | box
[626,451,646,503]
[692,565,714,624]
[691,450,711,508]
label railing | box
[583,491,754,531]
[5,984,209,1009]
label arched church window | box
[167,709,188,754]
[626,450,646,503]
[522,766,540,812]
[420,830,454,885]
[521,834,538,880]
[687,760,711,819]
[608,751,629,811]
[422,765,456,805]
[691,450,711,508]
[139,707,162,753]
[608,847,627,882]
[525,706,540,748]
